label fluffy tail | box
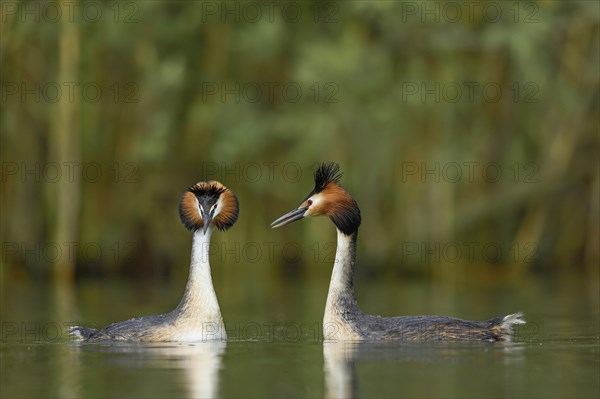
[68,326,98,341]
[494,312,526,342]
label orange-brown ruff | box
[69,180,238,342]
[271,163,525,342]
[179,181,239,232]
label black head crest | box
[314,162,343,193]
[188,183,226,200]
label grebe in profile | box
[69,181,239,342]
[271,163,525,342]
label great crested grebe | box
[69,181,239,342]
[271,163,525,342]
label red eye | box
[307,200,313,206]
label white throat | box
[327,229,355,295]
[323,229,361,340]
[175,227,226,341]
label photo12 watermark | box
[199,81,339,104]
[199,162,303,184]
[399,1,540,24]
[199,1,339,24]
[1,1,139,24]
[1,320,538,343]
[2,241,140,266]
[1,162,140,184]
[399,162,540,184]
[1,81,139,104]
[400,81,540,104]
[400,241,539,264]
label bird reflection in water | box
[70,342,226,398]
[323,341,526,399]
[323,342,358,399]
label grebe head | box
[179,181,239,235]
[271,163,361,235]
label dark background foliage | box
[1,1,598,286]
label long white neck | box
[175,228,226,340]
[323,229,362,340]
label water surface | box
[1,274,598,398]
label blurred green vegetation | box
[1,0,598,285]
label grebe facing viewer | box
[271,163,525,342]
[69,181,239,342]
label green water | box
[1,274,599,398]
